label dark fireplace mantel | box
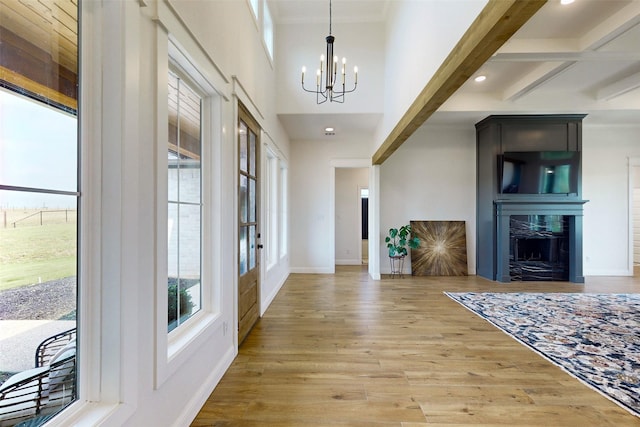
[495,198,588,283]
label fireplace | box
[509,215,569,281]
[475,114,588,284]
[495,199,587,283]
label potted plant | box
[385,224,420,257]
[385,224,420,277]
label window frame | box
[279,161,288,259]
[155,35,225,388]
[262,0,274,61]
[246,0,260,26]
[264,147,278,268]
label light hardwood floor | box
[192,266,640,426]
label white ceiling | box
[271,0,640,141]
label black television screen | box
[500,151,580,194]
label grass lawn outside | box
[0,216,77,291]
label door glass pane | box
[239,226,248,275]
[240,175,248,223]
[239,122,248,173]
[249,225,256,270]
[249,130,256,176]
[249,178,256,223]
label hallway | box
[192,267,640,426]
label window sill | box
[44,401,133,427]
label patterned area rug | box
[444,292,640,418]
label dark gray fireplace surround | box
[475,115,588,283]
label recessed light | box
[324,127,334,132]
[560,0,574,5]
[474,75,487,83]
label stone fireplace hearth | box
[495,199,587,283]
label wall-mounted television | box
[499,151,580,195]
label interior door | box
[238,104,260,344]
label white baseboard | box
[261,272,288,316]
[584,269,633,276]
[177,345,236,427]
[335,259,362,265]
[289,267,334,274]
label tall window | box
[0,0,79,423]
[265,150,278,267]
[167,70,202,332]
[248,0,259,21]
[263,1,274,60]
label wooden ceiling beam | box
[372,0,547,165]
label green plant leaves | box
[385,224,420,257]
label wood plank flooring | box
[192,266,640,426]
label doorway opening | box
[334,167,369,266]
[361,188,369,265]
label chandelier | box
[301,0,358,104]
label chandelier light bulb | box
[299,0,358,103]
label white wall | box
[582,124,640,276]
[335,168,368,265]
[374,0,487,153]
[67,1,290,426]
[289,137,371,273]
[379,124,477,275]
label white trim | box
[369,166,381,280]
[329,159,371,276]
[335,259,363,265]
[155,8,229,389]
[170,345,235,427]
[156,0,231,95]
[260,273,287,315]
[289,267,334,274]
[584,269,633,276]
[358,184,368,264]
[627,157,640,276]
[232,76,265,122]
[245,0,259,28]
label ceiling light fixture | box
[301,0,358,104]
[474,75,487,82]
[560,0,575,5]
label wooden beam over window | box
[372,0,547,165]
